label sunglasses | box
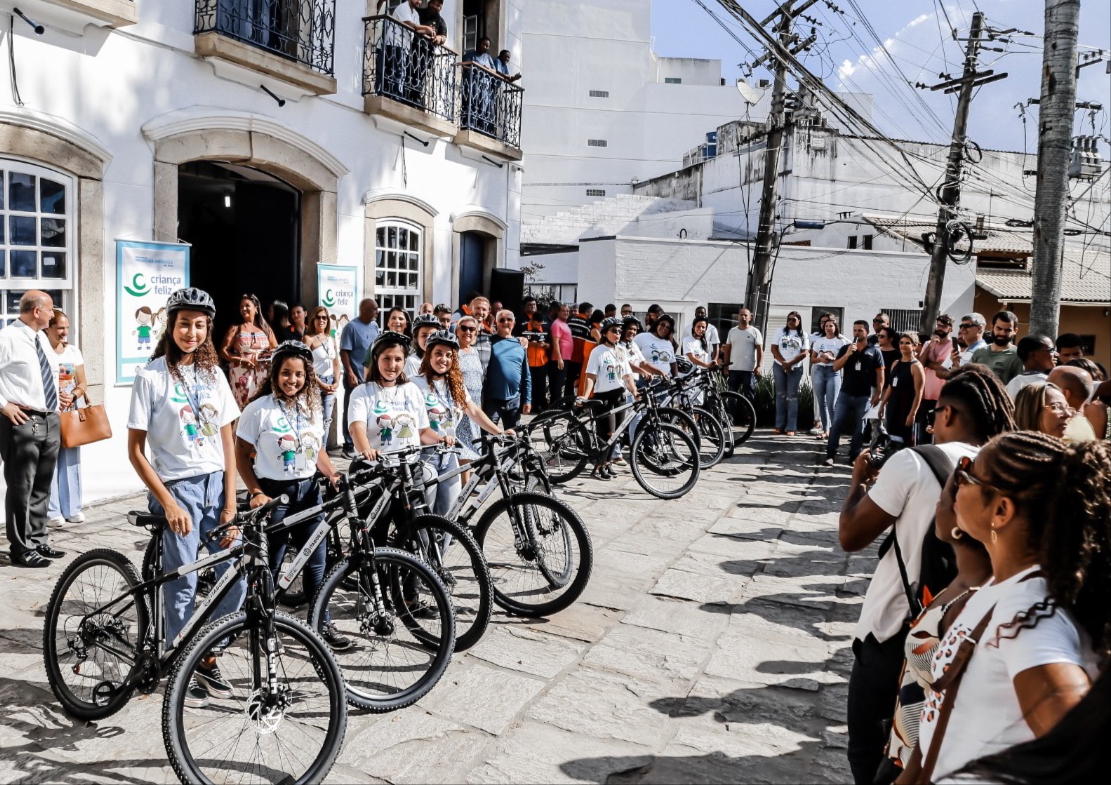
[925,404,957,428]
[314,315,329,321]
[457,325,477,333]
[954,455,999,491]
[497,318,515,323]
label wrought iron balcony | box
[362,14,458,130]
[459,62,523,150]
[195,0,335,76]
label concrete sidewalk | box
[0,431,869,784]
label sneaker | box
[613,456,628,467]
[822,457,835,467]
[194,661,233,699]
[184,677,209,709]
[341,445,354,459]
[403,599,439,620]
[809,425,823,436]
[49,516,65,527]
[322,621,353,651]
[66,512,85,523]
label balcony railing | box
[460,63,523,148]
[195,0,335,75]
[363,15,457,126]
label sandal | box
[786,431,797,436]
[773,428,785,435]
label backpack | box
[876,445,958,618]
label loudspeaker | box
[489,268,525,315]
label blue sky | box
[651,0,1111,153]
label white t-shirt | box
[681,337,712,371]
[127,358,240,482]
[404,354,423,379]
[633,333,677,376]
[56,344,85,410]
[388,2,420,46]
[237,394,325,481]
[309,335,337,380]
[412,375,472,439]
[855,442,980,643]
[918,567,1101,780]
[684,322,720,348]
[347,381,429,452]
[586,343,632,394]
[620,340,648,374]
[725,326,763,372]
[811,335,848,366]
[1005,370,1048,400]
[773,328,809,366]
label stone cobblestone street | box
[0,432,869,784]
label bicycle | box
[43,495,351,784]
[442,431,593,617]
[528,383,702,499]
[656,372,728,468]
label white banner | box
[116,240,190,384]
[317,264,360,341]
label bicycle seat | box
[579,399,607,412]
[127,511,166,530]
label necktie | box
[34,335,59,412]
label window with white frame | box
[374,221,423,320]
[1,160,74,327]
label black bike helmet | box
[675,356,694,375]
[270,340,313,365]
[622,315,642,331]
[655,313,675,332]
[413,313,440,330]
[370,330,411,358]
[166,287,216,319]
[601,316,624,332]
[425,329,459,351]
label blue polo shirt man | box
[483,310,532,430]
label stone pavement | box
[0,431,870,784]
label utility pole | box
[919,12,1002,336]
[745,0,817,337]
[1029,0,1081,338]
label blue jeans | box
[262,476,328,621]
[483,395,522,431]
[320,374,336,444]
[150,472,246,647]
[728,370,755,401]
[421,450,461,519]
[773,363,803,431]
[812,365,841,431]
[49,445,82,520]
[826,392,870,460]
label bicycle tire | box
[393,515,492,651]
[474,492,593,617]
[631,422,701,499]
[43,548,148,721]
[531,409,591,483]
[718,390,757,445]
[309,548,454,712]
[690,405,726,467]
[711,396,736,458]
[163,611,347,785]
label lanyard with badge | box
[276,397,309,473]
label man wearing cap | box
[0,290,66,567]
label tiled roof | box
[521,194,694,245]
[863,215,1111,304]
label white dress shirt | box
[0,320,59,413]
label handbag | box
[60,394,113,448]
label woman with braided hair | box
[900,432,1111,784]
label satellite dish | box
[736,79,762,106]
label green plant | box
[753,372,814,428]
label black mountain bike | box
[43,496,350,784]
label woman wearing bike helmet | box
[581,317,639,480]
[126,287,243,707]
[348,331,439,460]
[413,330,508,515]
[234,341,348,650]
[405,313,442,378]
[634,313,679,377]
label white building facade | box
[0,0,525,509]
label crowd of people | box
[2,283,1109,767]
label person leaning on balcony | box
[496,50,522,83]
[418,0,448,45]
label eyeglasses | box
[925,404,957,427]
[955,455,999,491]
[1044,401,1073,414]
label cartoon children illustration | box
[395,412,415,440]
[153,307,169,342]
[198,402,220,443]
[180,405,199,446]
[377,414,394,446]
[426,395,447,433]
[604,359,618,382]
[278,433,298,473]
[135,307,154,351]
[301,433,321,462]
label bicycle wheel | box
[709,396,736,458]
[475,492,593,617]
[43,548,148,721]
[163,611,346,785]
[719,390,757,446]
[631,422,701,499]
[655,405,719,468]
[530,410,591,483]
[394,515,492,651]
[309,548,454,712]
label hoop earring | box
[951,527,963,540]
[990,524,998,545]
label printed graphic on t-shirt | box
[650,346,673,364]
[424,394,455,435]
[373,401,395,446]
[171,377,224,449]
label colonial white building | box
[0,0,525,508]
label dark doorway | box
[459,231,486,300]
[177,161,301,340]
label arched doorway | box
[177,161,301,338]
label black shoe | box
[14,550,50,568]
[341,446,354,459]
[322,621,353,651]
[590,466,612,482]
[194,661,233,699]
[403,599,439,620]
[183,677,209,709]
[37,544,66,559]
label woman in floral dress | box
[220,293,277,409]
